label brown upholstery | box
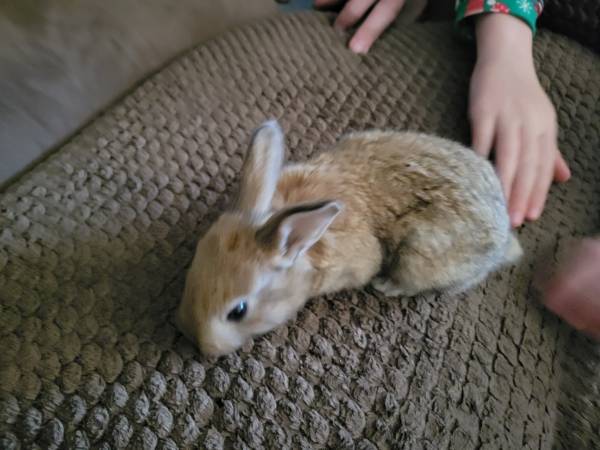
[0,11,599,449]
[540,0,600,52]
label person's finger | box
[525,134,555,220]
[470,115,496,158]
[314,0,342,8]
[493,120,520,206]
[578,287,600,335]
[585,329,600,341]
[543,239,600,336]
[335,0,377,30]
[347,0,405,53]
[544,242,595,307]
[508,129,539,227]
[545,267,600,331]
[553,151,571,182]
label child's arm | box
[460,1,570,227]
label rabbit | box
[175,120,522,356]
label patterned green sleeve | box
[455,0,544,33]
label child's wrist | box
[474,13,534,67]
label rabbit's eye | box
[227,300,248,321]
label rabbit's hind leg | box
[372,229,493,298]
[370,246,432,298]
[371,276,420,297]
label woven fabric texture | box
[1,12,599,450]
[540,0,600,52]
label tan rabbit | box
[175,120,522,356]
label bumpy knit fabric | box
[0,12,599,450]
[540,0,600,52]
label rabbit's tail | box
[503,232,523,264]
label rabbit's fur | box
[176,120,521,356]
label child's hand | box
[471,14,570,227]
[542,239,600,340]
[314,0,408,53]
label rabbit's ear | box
[236,120,285,215]
[256,200,342,267]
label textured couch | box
[0,4,599,450]
[0,0,277,186]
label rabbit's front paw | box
[372,277,412,297]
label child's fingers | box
[525,134,555,220]
[348,0,405,53]
[544,273,589,330]
[544,247,600,332]
[553,152,571,182]
[584,328,600,341]
[493,121,520,203]
[507,130,539,227]
[335,0,377,30]
[470,115,495,157]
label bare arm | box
[470,13,570,226]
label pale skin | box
[314,0,598,339]
[472,13,570,226]
[541,239,600,340]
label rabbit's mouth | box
[198,318,248,357]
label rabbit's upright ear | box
[256,200,343,267]
[236,120,285,215]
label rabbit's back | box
[314,131,512,284]
[331,131,506,225]
[330,131,503,205]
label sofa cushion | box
[0,0,277,186]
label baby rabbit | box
[175,120,522,356]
